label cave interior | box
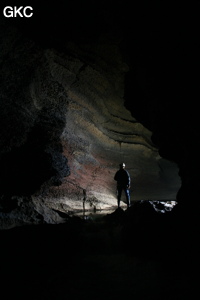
[0,1,200,299]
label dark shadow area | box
[0,205,199,299]
[122,3,200,206]
[0,2,199,298]
[0,1,197,204]
[0,121,69,197]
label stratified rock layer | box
[37,45,180,211]
[0,19,180,220]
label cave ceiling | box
[1,1,198,215]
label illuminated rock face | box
[36,47,180,210]
[0,20,180,217]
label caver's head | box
[119,163,125,169]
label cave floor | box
[0,213,198,300]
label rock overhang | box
[0,3,184,222]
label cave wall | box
[42,45,180,210]
[3,1,198,222]
[0,14,181,217]
[0,20,69,203]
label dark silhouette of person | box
[114,163,131,208]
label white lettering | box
[3,6,13,18]
[3,6,33,18]
[14,6,23,17]
[23,6,33,18]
